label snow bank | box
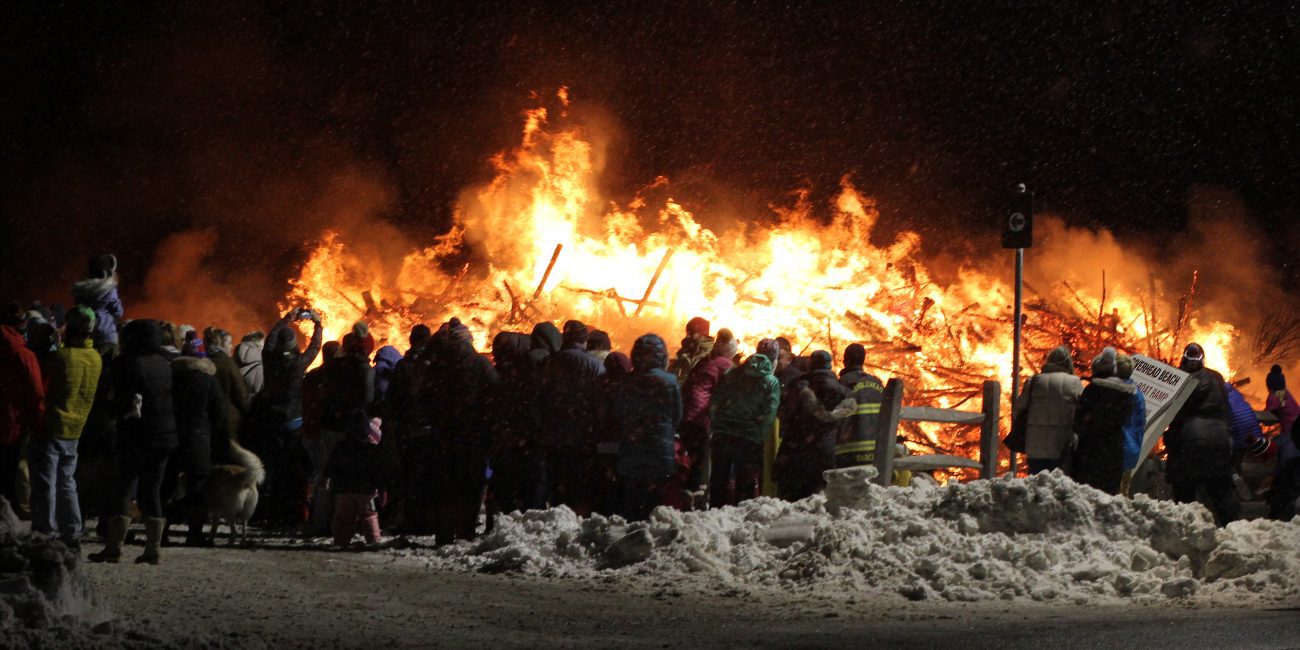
[0,496,96,631]
[426,470,1300,605]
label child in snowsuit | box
[325,418,384,548]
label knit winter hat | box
[562,320,590,346]
[843,343,866,369]
[755,338,780,363]
[445,317,474,347]
[685,317,710,337]
[65,305,97,339]
[1091,347,1118,378]
[713,328,738,359]
[587,329,612,352]
[351,322,375,356]
[1181,343,1205,372]
[1115,352,1134,380]
[1267,365,1286,392]
[321,340,342,361]
[810,350,833,370]
[182,331,207,358]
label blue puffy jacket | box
[1224,383,1263,452]
[613,334,682,482]
[1121,378,1147,471]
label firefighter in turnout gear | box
[834,344,885,468]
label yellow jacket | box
[41,338,103,440]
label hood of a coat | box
[173,355,217,376]
[1042,345,1074,375]
[632,334,669,373]
[0,325,24,353]
[374,345,402,371]
[492,332,531,370]
[121,319,163,357]
[530,322,562,356]
[235,341,262,366]
[740,352,775,377]
[71,276,117,304]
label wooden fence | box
[867,378,1002,486]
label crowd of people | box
[1,253,1298,567]
[1012,344,1300,526]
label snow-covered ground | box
[25,469,1300,647]
[419,469,1300,607]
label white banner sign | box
[1130,354,1199,466]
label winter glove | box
[830,397,856,420]
[125,393,143,420]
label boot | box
[87,516,130,563]
[135,517,166,565]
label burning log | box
[633,249,674,317]
[532,243,564,303]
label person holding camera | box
[254,307,323,529]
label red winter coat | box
[0,326,45,445]
[681,354,734,432]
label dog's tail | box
[229,441,266,486]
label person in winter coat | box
[372,345,402,408]
[669,317,714,386]
[675,328,737,506]
[834,343,886,469]
[203,328,249,459]
[28,306,100,547]
[386,324,433,533]
[309,333,375,533]
[774,350,853,501]
[90,319,177,564]
[609,334,682,521]
[235,332,265,396]
[425,318,497,545]
[1264,365,1300,437]
[1,309,44,511]
[167,333,228,546]
[1224,382,1263,460]
[485,332,542,525]
[1267,424,1300,520]
[708,339,782,507]
[325,419,385,549]
[1164,343,1239,526]
[254,308,322,528]
[534,320,604,514]
[71,254,124,353]
[1014,346,1084,474]
[1115,353,1148,485]
[591,351,633,516]
[1071,348,1134,495]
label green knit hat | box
[65,305,97,339]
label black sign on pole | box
[1001,184,1034,249]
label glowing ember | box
[282,88,1240,463]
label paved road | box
[84,540,1299,649]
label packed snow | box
[422,469,1300,606]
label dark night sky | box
[2,2,1297,307]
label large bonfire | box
[283,89,1243,462]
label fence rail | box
[869,379,1001,485]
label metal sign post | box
[1002,185,1033,477]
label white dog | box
[203,441,266,545]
